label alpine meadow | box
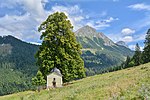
[0,0,150,100]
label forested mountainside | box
[0,35,38,95]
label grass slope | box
[0,63,150,100]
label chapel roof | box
[50,67,62,76]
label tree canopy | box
[35,12,85,82]
[132,43,141,66]
[142,29,150,63]
[32,70,46,86]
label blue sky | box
[0,0,150,50]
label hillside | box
[1,62,150,100]
[0,35,38,95]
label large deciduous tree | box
[35,12,85,82]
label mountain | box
[1,62,149,100]
[75,25,134,74]
[0,35,39,95]
[0,27,133,95]
[0,35,39,74]
[116,41,128,48]
[75,25,115,47]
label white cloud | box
[122,36,133,43]
[22,0,47,17]
[104,17,119,23]
[107,33,133,44]
[0,13,41,41]
[121,28,135,35]
[87,20,110,30]
[50,5,118,31]
[128,44,144,51]
[107,32,145,49]
[0,3,85,41]
[74,16,84,21]
[86,17,118,30]
[128,3,150,11]
[0,27,14,36]
[133,33,146,42]
[50,5,84,30]
[51,5,83,14]
[0,0,49,42]
[107,31,144,45]
[0,0,119,42]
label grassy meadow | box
[0,63,150,100]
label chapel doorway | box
[52,78,56,87]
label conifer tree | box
[123,56,130,68]
[144,29,150,46]
[35,12,85,82]
[132,43,141,66]
[142,29,150,63]
[32,70,46,91]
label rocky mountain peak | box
[75,25,97,37]
[75,25,115,46]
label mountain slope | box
[1,62,150,100]
[0,35,38,95]
[75,25,134,72]
[0,35,39,75]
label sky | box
[0,0,150,50]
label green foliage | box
[142,29,150,63]
[32,70,46,86]
[128,60,135,67]
[0,36,38,96]
[36,12,85,82]
[132,43,141,66]
[123,56,131,68]
[144,29,150,46]
[85,68,95,76]
[0,64,33,96]
[142,44,150,63]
